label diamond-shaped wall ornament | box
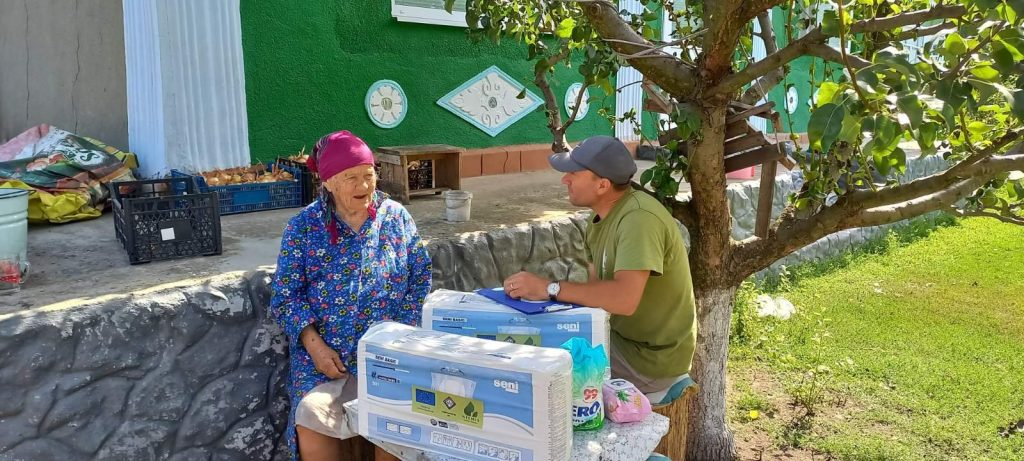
[437,66,543,137]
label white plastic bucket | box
[444,190,472,222]
[0,188,29,292]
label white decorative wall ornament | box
[785,85,799,114]
[564,83,590,120]
[437,66,543,137]
[366,80,408,129]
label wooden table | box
[343,400,670,461]
[375,145,463,204]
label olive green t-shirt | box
[585,189,697,379]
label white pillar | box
[123,0,251,178]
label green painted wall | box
[762,7,839,133]
[240,1,614,162]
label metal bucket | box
[0,188,30,293]
[444,190,472,222]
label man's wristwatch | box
[547,281,561,302]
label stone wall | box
[0,156,950,460]
[0,272,290,461]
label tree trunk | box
[685,285,738,460]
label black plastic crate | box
[108,177,222,265]
[276,158,320,205]
[170,162,304,215]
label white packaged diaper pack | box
[358,322,573,461]
[422,289,611,359]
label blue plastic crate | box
[170,163,304,215]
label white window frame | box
[392,0,467,27]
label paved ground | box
[3,160,776,313]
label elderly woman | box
[271,130,431,460]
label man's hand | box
[503,271,550,301]
[300,325,347,379]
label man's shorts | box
[610,345,692,407]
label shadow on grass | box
[757,213,959,294]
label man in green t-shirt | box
[503,135,697,400]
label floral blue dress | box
[270,191,431,459]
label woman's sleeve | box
[396,208,432,327]
[270,217,316,343]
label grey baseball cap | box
[548,135,637,185]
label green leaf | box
[936,80,968,111]
[969,65,1000,82]
[991,46,1017,74]
[1013,89,1024,120]
[897,93,924,130]
[444,0,456,14]
[972,0,1002,8]
[556,18,576,39]
[944,33,968,56]
[808,103,846,152]
[516,88,527,100]
[640,168,654,186]
[822,10,841,37]
[837,114,863,145]
[869,115,901,157]
[916,122,940,156]
[816,82,843,106]
[876,49,921,90]
[1008,0,1024,15]
[967,121,990,135]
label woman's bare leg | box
[297,425,343,461]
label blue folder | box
[474,287,578,315]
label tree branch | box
[953,208,1024,226]
[805,43,872,69]
[580,2,699,98]
[701,0,748,81]
[535,48,572,152]
[728,145,1024,283]
[851,177,986,227]
[890,21,956,42]
[849,136,1023,210]
[741,0,789,25]
[714,5,968,96]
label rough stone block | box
[2,438,83,461]
[174,321,251,389]
[44,377,131,453]
[95,421,175,461]
[126,369,191,422]
[176,367,272,448]
[216,414,276,460]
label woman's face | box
[325,164,377,214]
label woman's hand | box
[300,325,348,379]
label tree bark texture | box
[685,285,739,461]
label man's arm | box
[503,269,649,316]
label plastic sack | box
[603,378,652,423]
[561,337,608,431]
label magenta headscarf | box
[307,130,377,243]
[307,130,375,182]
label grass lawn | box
[728,216,1024,460]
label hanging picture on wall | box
[564,83,590,121]
[366,80,408,129]
[437,66,543,137]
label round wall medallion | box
[366,80,407,129]
[785,85,799,114]
[564,83,590,120]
